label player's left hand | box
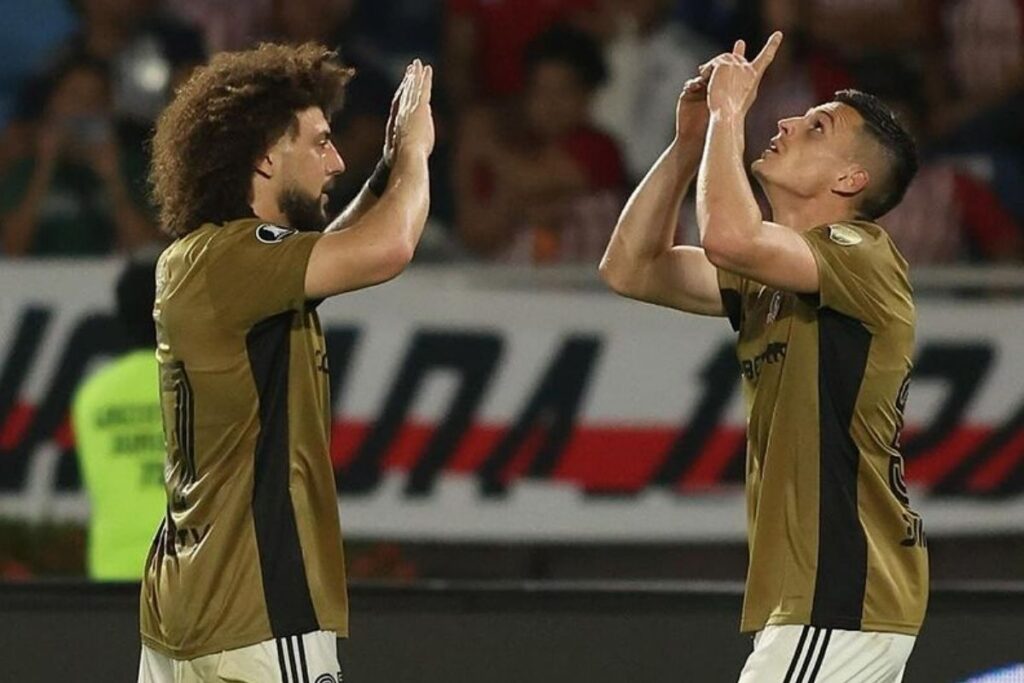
[702,31,783,118]
[389,59,434,159]
[382,70,405,166]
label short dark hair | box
[524,24,608,91]
[833,89,918,219]
[150,43,353,237]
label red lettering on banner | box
[331,421,368,468]
[968,427,1024,492]
[0,400,1014,495]
[383,424,437,470]
[0,403,35,450]
[904,426,992,484]
[54,416,74,450]
[322,420,997,493]
[499,426,549,482]
[681,428,747,491]
[554,426,677,491]
[449,425,504,471]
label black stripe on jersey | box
[807,628,833,682]
[795,627,822,683]
[248,312,319,637]
[287,636,300,683]
[782,626,810,683]
[721,288,743,332]
[173,363,197,484]
[296,634,310,683]
[276,638,290,683]
[812,309,870,630]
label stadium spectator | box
[443,0,600,112]
[591,0,716,182]
[926,0,1024,225]
[801,0,934,61]
[453,24,626,262]
[0,58,160,256]
[672,0,752,50]
[883,160,1024,265]
[267,0,354,47]
[58,0,206,126]
[0,0,77,131]
[170,0,274,53]
[878,85,1024,264]
[344,0,444,81]
[928,0,1024,141]
[72,256,165,581]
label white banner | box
[1,260,1023,540]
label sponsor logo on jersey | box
[740,342,788,381]
[256,223,297,244]
[828,224,863,246]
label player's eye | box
[812,120,824,132]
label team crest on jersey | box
[828,224,862,246]
[314,675,336,683]
[255,223,296,244]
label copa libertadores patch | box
[255,223,297,244]
[828,224,863,246]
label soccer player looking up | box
[139,43,433,681]
[600,33,927,682]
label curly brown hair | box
[150,43,354,237]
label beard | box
[277,185,328,232]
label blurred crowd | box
[1,0,1022,266]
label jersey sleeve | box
[205,221,322,329]
[717,268,747,332]
[801,222,911,328]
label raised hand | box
[675,75,711,143]
[388,59,435,160]
[382,72,404,166]
[702,31,783,117]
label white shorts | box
[738,624,916,683]
[138,630,342,683]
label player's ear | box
[831,165,869,198]
[255,154,274,180]
[257,131,290,179]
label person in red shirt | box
[453,23,626,262]
[877,85,1023,264]
[444,0,599,110]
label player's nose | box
[325,142,345,175]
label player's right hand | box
[702,32,783,118]
[388,59,435,161]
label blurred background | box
[0,0,1022,680]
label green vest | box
[72,349,165,580]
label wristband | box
[367,157,392,196]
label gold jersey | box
[718,221,928,636]
[141,218,347,659]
